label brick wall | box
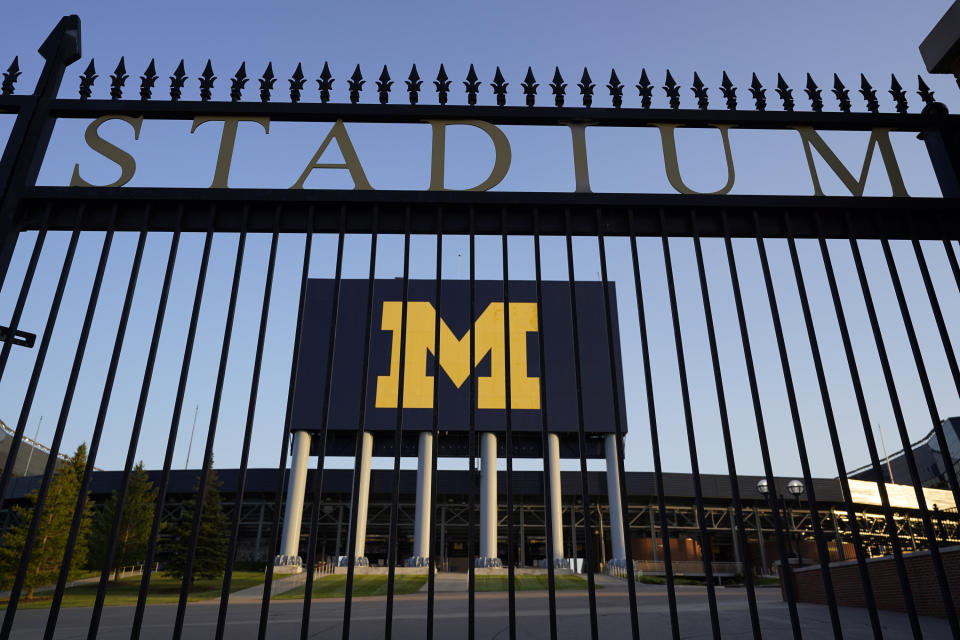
[786,544,960,617]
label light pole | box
[757,478,803,566]
[786,480,805,565]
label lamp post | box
[786,480,805,565]
[757,478,803,566]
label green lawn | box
[2,571,271,610]
[474,574,589,592]
[275,574,428,599]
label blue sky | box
[1,1,960,484]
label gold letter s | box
[69,115,143,187]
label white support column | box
[604,434,627,568]
[340,431,374,566]
[275,430,312,573]
[547,433,566,568]
[478,432,502,567]
[409,431,433,566]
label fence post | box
[0,15,80,289]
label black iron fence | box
[2,14,960,640]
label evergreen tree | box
[163,465,229,585]
[87,462,157,580]
[0,444,92,599]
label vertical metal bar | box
[751,211,843,637]
[47,214,164,639]
[815,211,920,636]
[300,208,342,639]
[215,223,281,639]
[500,208,518,640]
[782,211,883,636]
[532,208,558,640]
[594,209,640,639]
[131,222,213,639]
[1,215,104,635]
[687,211,760,638]
[257,211,313,639]
[0,222,46,383]
[170,213,248,639]
[341,207,380,640]
[563,208,599,640]
[383,209,410,640]
[467,208,477,640]
[426,209,443,640]
[658,213,721,639]
[626,209,679,639]
[844,215,959,632]
[720,211,801,637]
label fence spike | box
[749,72,765,111]
[691,72,708,110]
[109,57,128,100]
[377,65,393,104]
[259,62,276,102]
[464,64,480,106]
[859,73,878,114]
[139,59,158,100]
[522,67,538,107]
[199,60,216,102]
[832,73,850,113]
[1,56,21,96]
[435,64,450,105]
[663,69,680,109]
[578,67,595,107]
[776,73,794,111]
[889,74,907,114]
[170,60,187,102]
[720,71,737,110]
[290,63,306,103]
[406,64,422,105]
[230,62,247,102]
[317,62,333,104]
[348,65,364,104]
[636,68,652,109]
[804,73,822,112]
[607,68,623,108]
[492,67,508,106]
[79,59,97,100]
[551,67,567,107]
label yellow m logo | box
[374,301,540,409]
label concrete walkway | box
[226,573,310,603]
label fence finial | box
[889,74,907,114]
[776,73,794,112]
[522,67,538,107]
[464,64,480,105]
[492,67,508,106]
[139,59,157,100]
[79,59,97,100]
[170,60,187,102]
[109,57,128,100]
[406,64,421,105]
[721,71,737,111]
[377,65,392,104]
[663,70,680,109]
[435,64,450,105]
[348,65,364,104]
[832,74,850,113]
[230,62,247,102]
[804,73,822,112]
[578,67,594,107]
[199,60,216,102]
[259,63,275,102]
[636,69,652,109]
[317,63,333,104]
[607,69,623,109]
[692,72,708,110]
[2,57,21,96]
[749,73,765,111]
[859,74,879,113]
[551,67,566,107]
[290,63,306,103]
